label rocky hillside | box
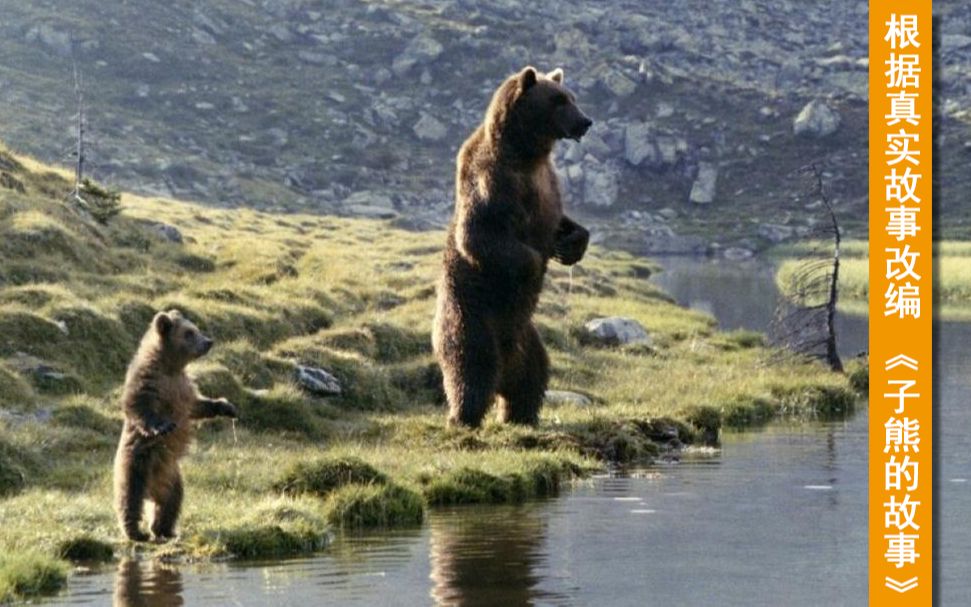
[1,0,969,252]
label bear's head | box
[152,309,214,367]
[486,66,593,156]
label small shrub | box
[0,553,67,602]
[211,524,328,559]
[56,536,115,563]
[847,359,869,394]
[78,178,122,225]
[324,483,424,528]
[0,450,26,497]
[423,468,512,506]
[237,385,325,438]
[0,364,35,409]
[274,457,387,497]
[721,395,776,428]
[682,405,721,445]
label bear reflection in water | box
[113,558,183,607]
[429,504,563,606]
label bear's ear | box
[154,311,173,337]
[520,66,538,91]
[547,68,564,84]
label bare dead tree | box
[67,59,88,211]
[65,58,121,224]
[771,164,843,372]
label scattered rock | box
[151,223,184,243]
[689,162,718,204]
[295,365,342,396]
[601,69,638,97]
[657,207,678,221]
[582,317,652,347]
[641,229,709,255]
[413,113,447,141]
[722,247,755,260]
[392,33,443,75]
[343,190,394,209]
[581,160,620,208]
[624,122,655,166]
[544,390,593,407]
[25,24,72,56]
[345,205,399,219]
[793,99,841,137]
[943,34,971,53]
[758,223,794,243]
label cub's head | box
[487,66,593,151]
[152,309,214,366]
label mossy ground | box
[0,143,855,600]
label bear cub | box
[113,310,238,542]
[433,66,592,428]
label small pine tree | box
[78,178,122,225]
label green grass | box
[776,239,971,319]
[0,552,67,603]
[0,144,857,600]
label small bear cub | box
[113,309,238,542]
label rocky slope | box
[0,0,969,251]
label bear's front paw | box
[144,420,176,437]
[218,398,240,419]
[553,225,589,266]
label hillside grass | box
[0,142,856,601]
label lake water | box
[42,258,970,606]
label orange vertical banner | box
[869,1,932,604]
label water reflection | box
[429,504,561,606]
[113,559,183,607]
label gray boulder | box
[413,112,447,141]
[581,160,620,208]
[793,100,841,137]
[295,365,342,396]
[689,162,718,204]
[392,33,444,75]
[582,317,652,346]
[151,223,184,243]
[624,122,656,166]
[544,390,593,407]
[758,223,794,243]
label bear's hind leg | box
[114,442,151,541]
[438,313,499,428]
[150,469,183,541]
[496,324,549,426]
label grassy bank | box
[0,143,856,601]
[775,240,971,319]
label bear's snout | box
[200,338,214,355]
[569,116,593,141]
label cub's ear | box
[547,68,564,84]
[520,66,538,91]
[154,311,173,337]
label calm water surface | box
[42,258,971,606]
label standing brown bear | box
[433,66,592,428]
[114,310,238,541]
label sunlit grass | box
[0,145,857,599]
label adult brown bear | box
[433,66,591,428]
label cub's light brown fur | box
[113,310,238,542]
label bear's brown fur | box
[433,66,592,428]
[113,310,238,541]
